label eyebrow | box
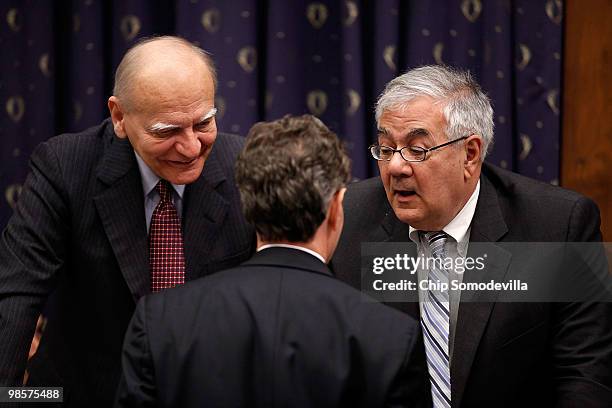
[406,128,430,138]
[147,107,218,133]
[147,123,177,133]
[377,127,430,139]
[199,107,217,122]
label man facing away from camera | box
[332,65,612,407]
[115,115,430,408]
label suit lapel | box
[182,151,229,281]
[94,132,150,301]
[378,208,420,319]
[451,172,510,407]
[380,208,411,242]
[93,128,231,298]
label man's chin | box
[162,165,204,185]
[392,207,428,229]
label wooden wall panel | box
[562,0,612,241]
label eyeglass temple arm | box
[425,135,469,153]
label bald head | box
[113,36,217,111]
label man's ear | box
[327,187,347,231]
[463,135,483,179]
[108,96,127,138]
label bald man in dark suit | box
[0,36,254,406]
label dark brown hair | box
[235,115,351,242]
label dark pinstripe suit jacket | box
[0,119,255,406]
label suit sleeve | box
[115,297,158,408]
[553,196,612,406]
[0,141,69,385]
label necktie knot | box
[423,231,448,258]
[156,180,173,204]
[424,230,447,245]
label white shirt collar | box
[409,179,480,245]
[257,243,326,264]
[134,152,185,199]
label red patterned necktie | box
[149,180,185,292]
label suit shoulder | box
[36,119,111,161]
[483,163,601,240]
[207,132,246,177]
[483,163,596,209]
[150,265,257,305]
[344,177,390,216]
[28,120,114,185]
[346,177,385,197]
[213,132,245,158]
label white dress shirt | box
[257,243,326,264]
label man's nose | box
[387,150,414,176]
[176,128,201,158]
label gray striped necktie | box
[421,231,451,407]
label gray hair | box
[235,115,351,243]
[113,36,217,109]
[375,65,494,159]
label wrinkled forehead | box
[379,95,446,120]
[377,99,447,143]
[128,73,215,118]
[127,53,213,100]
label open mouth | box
[395,190,416,198]
[168,158,198,166]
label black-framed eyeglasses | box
[369,136,469,162]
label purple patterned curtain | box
[0,0,563,228]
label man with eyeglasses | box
[0,36,254,406]
[332,65,612,407]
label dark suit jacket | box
[332,163,612,407]
[0,119,255,406]
[115,247,429,408]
